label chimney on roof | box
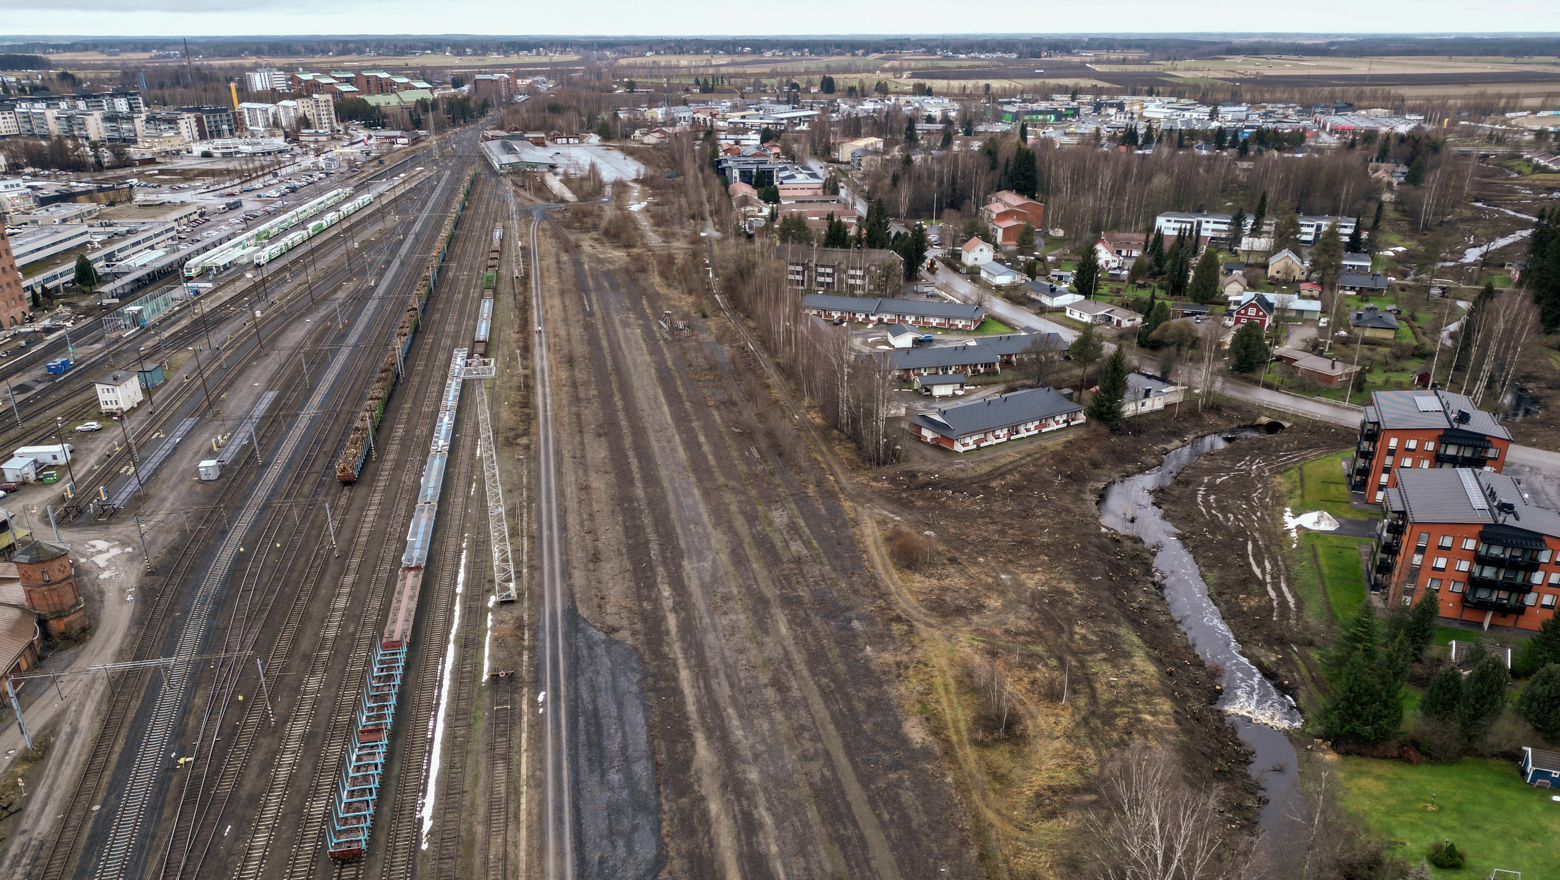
[1456,410,1470,424]
[1331,358,1337,369]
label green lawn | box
[1280,452,1370,626]
[1338,757,1556,878]
[970,318,1015,336]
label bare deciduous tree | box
[1082,747,1249,880]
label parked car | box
[0,483,16,493]
[76,421,102,432]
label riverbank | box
[861,400,1268,877]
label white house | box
[95,370,145,414]
[1025,280,1083,308]
[980,263,1025,287]
[1065,300,1142,328]
[960,237,994,267]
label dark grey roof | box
[1392,469,1560,538]
[1170,301,1210,314]
[1126,372,1175,400]
[1529,747,1560,772]
[1339,272,1390,289]
[12,540,69,564]
[915,373,967,385]
[1024,280,1077,299]
[912,387,1082,439]
[889,332,1064,370]
[1365,390,1510,439]
[1350,307,1398,330]
[800,294,984,323]
[95,370,137,387]
[1343,251,1371,264]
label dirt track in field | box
[538,215,978,878]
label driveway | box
[928,263,1078,341]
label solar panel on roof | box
[1458,469,1488,512]
[1413,395,1441,413]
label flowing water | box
[1099,433,1306,855]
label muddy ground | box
[1152,423,1357,712]
[863,401,1278,875]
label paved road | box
[929,263,1078,340]
[926,271,1560,479]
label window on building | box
[1544,594,1557,608]
[1374,490,1384,503]
[1549,572,1560,586]
[1487,447,1499,458]
[1456,559,1471,573]
[1421,460,1431,468]
[1402,458,1414,469]
[1428,578,1443,591]
[1526,592,1539,606]
[1411,553,1424,567]
[1463,537,1477,551]
[1438,535,1453,549]
[1402,596,1413,607]
[1541,549,1553,564]
[1424,441,1436,452]
[1450,581,1465,593]
[1417,532,1429,548]
[1432,557,1448,571]
[1405,439,1418,450]
[1388,437,1399,449]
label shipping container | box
[15,444,74,465]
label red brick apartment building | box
[0,226,30,329]
[1350,390,1511,504]
[1372,469,1560,632]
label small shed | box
[1521,746,1560,788]
[913,374,968,397]
[2,457,37,484]
[882,324,920,349]
[138,362,166,389]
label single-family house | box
[1266,249,1305,282]
[1298,282,1323,298]
[1220,274,1248,299]
[1169,302,1210,320]
[1093,238,1125,272]
[1048,268,1075,286]
[981,263,1025,287]
[95,369,145,414]
[1343,251,1372,273]
[1521,747,1560,788]
[913,373,967,397]
[960,237,995,267]
[1338,272,1391,297]
[911,386,1083,452]
[1097,232,1148,265]
[1230,294,1275,329]
[1026,280,1082,309]
[1260,293,1323,320]
[1124,372,1186,417]
[1350,305,1398,339]
[1065,300,1142,328]
[1274,347,1360,387]
[1222,261,1246,277]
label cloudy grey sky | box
[5,0,1558,38]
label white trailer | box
[15,444,74,465]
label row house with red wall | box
[1349,390,1510,504]
[1371,468,1560,632]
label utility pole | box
[188,346,217,421]
[135,346,155,411]
[54,417,79,495]
[117,411,145,497]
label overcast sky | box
[5,1,1558,39]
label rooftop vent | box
[1455,410,1471,424]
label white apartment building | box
[1154,211,1244,241]
[245,68,289,92]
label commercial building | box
[176,106,237,140]
[1371,469,1560,632]
[245,68,289,92]
[1350,390,1511,502]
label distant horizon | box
[3,0,1560,42]
[6,31,1560,43]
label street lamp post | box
[189,346,217,421]
[117,411,145,497]
[53,417,79,497]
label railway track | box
[24,169,455,880]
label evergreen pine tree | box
[1405,155,1428,186]
[1086,347,1128,429]
[1148,230,1166,274]
[1513,614,1560,677]
[1250,192,1268,241]
[1228,207,1246,244]
[1008,143,1037,198]
[1420,665,1463,723]
[862,199,892,250]
[1016,222,1036,254]
[1074,246,1100,298]
[1018,121,1028,142]
[1166,239,1192,299]
[1187,248,1221,304]
[1458,651,1509,742]
[1318,604,1405,744]
[1214,127,1227,150]
[1310,223,1345,289]
[1228,322,1270,374]
[1138,301,1171,347]
[1515,663,1560,740]
[73,254,99,292]
[1347,222,1364,254]
[1404,592,1440,660]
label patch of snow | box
[1282,507,1340,547]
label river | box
[1099,433,1306,857]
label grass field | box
[1338,756,1556,878]
[1280,452,1370,626]
[1282,452,1357,521]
